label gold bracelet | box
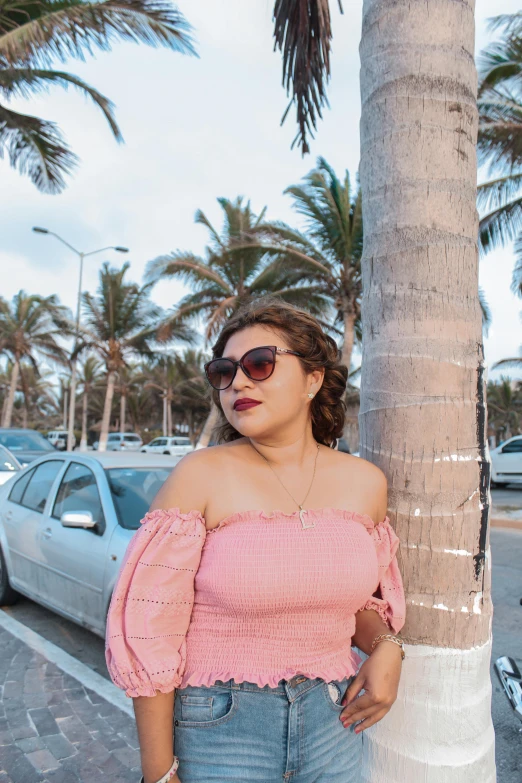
[370,633,405,659]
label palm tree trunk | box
[98,371,116,452]
[162,394,167,436]
[2,358,20,428]
[80,391,88,451]
[195,403,219,449]
[341,309,356,370]
[358,1,494,780]
[120,392,126,433]
[167,401,173,437]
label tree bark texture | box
[98,371,115,453]
[359,0,494,780]
[2,359,19,428]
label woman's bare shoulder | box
[325,448,388,525]
[149,440,248,515]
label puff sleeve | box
[105,508,207,698]
[360,516,406,634]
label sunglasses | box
[204,345,304,391]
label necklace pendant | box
[299,507,315,529]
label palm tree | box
[487,377,522,442]
[476,13,522,285]
[77,355,104,449]
[146,196,332,342]
[0,291,69,427]
[247,158,362,369]
[116,362,141,433]
[79,262,192,451]
[0,0,195,193]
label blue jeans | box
[173,675,362,782]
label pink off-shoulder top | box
[105,507,406,698]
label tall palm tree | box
[487,377,522,442]
[0,291,69,427]
[146,196,332,342]
[476,13,522,284]
[0,0,195,193]
[116,362,141,433]
[77,355,104,449]
[247,158,362,369]
[79,262,192,451]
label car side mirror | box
[60,510,96,529]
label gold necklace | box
[249,441,320,529]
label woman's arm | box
[134,691,177,783]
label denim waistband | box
[196,675,346,702]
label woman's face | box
[218,325,323,441]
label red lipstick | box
[233,398,262,411]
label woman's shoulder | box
[324,447,388,526]
[148,440,248,517]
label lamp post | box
[32,227,128,451]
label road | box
[1,524,521,780]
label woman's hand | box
[339,641,402,733]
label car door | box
[1,460,65,596]
[37,460,112,632]
[494,437,522,479]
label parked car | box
[47,430,76,450]
[0,428,55,466]
[490,435,522,487]
[0,451,181,636]
[93,433,143,452]
[0,445,21,485]
[141,436,193,456]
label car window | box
[9,468,36,503]
[53,462,104,527]
[123,435,141,442]
[21,461,64,513]
[156,439,167,446]
[172,438,190,445]
[148,439,159,447]
[0,431,54,452]
[501,439,522,453]
[108,434,119,441]
[107,468,171,529]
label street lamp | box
[32,227,129,451]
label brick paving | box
[0,626,142,783]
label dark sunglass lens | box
[243,348,275,380]
[206,359,235,389]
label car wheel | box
[0,547,20,606]
[491,480,508,488]
[163,451,171,455]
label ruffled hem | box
[180,653,363,689]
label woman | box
[105,298,406,783]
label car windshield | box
[106,468,172,529]
[0,431,54,452]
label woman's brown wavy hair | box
[209,297,348,447]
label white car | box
[94,433,143,452]
[490,435,522,487]
[141,436,193,456]
[0,445,21,485]
[47,430,76,450]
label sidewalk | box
[0,615,142,783]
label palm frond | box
[0,67,122,140]
[479,195,522,255]
[0,101,77,192]
[145,252,233,293]
[0,0,196,68]
[272,0,342,154]
[493,356,522,370]
[511,235,522,297]
[477,172,522,211]
[479,287,492,336]
[478,87,522,170]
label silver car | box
[0,452,181,637]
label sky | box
[1,0,521,383]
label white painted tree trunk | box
[162,395,168,437]
[98,371,115,453]
[120,392,126,434]
[2,358,19,428]
[358,1,495,781]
